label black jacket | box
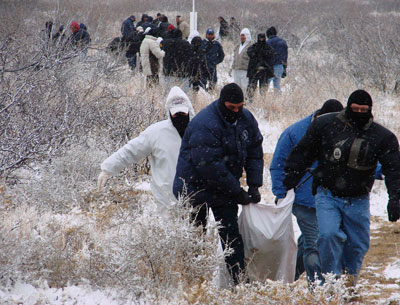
[219,19,229,38]
[247,42,275,79]
[188,37,207,80]
[284,110,400,198]
[68,29,91,50]
[162,30,192,77]
[121,31,143,57]
[159,22,171,38]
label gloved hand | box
[282,63,287,78]
[387,198,400,222]
[97,170,110,191]
[283,173,299,191]
[237,189,251,205]
[248,186,261,203]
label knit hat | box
[347,90,373,107]
[168,24,175,31]
[220,83,244,104]
[316,99,343,116]
[266,26,277,38]
[70,21,80,33]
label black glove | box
[283,172,299,191]
[237,189,251,205]
[248,186,261,203]
[281,63,287,78]
[388,198,400,222]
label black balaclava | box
[315,99,343,117]
[218,83,244,124]
[257,33,266,46]
[170,113,190,138]
[345,89,373,129]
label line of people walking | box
[98,82,400,288]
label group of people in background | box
[107,13,288,96]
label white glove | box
[97,170,110,191]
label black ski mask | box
[345,90,373,129]
[218,83,244,124]
[170,112,190,138]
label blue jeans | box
[292,204,322,283]
[268,64,283,92]
[315,187,370,277]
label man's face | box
[176,17,180,24]
[218,17,222,22]
[206,33,215,40]
[143,17,148,22]
[240,34,246,43]
[350,103,371,113]
[224,102,244,113]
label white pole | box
[190,0,198,35]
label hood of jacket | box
[239,28,251,54]
[165,86,195,120]
[240,28,251,44]
[188,30,200,43]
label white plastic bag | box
[207,209,231,288]
[238,189,297,283]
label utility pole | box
[190,0,198,34]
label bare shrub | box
[0,193,225,302]
[323,12,400,93]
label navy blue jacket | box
[271,113,383,208]
[173,100,264,208]
[121,18,135,38]
[200,39,225,69]
[266,35,288,66]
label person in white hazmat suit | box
[230,28,251,93]
[97,86,195,213]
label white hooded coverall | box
[100,86,195,213]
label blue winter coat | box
[200,39,225,69]
[121,18,135,38]
[173,100,264,208]
[270,114,316,207]
[270,113,384,208]
[266,35,288,66]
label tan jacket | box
[232,43,251,71]
[140,35,165,76]
[178,21,190,40]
